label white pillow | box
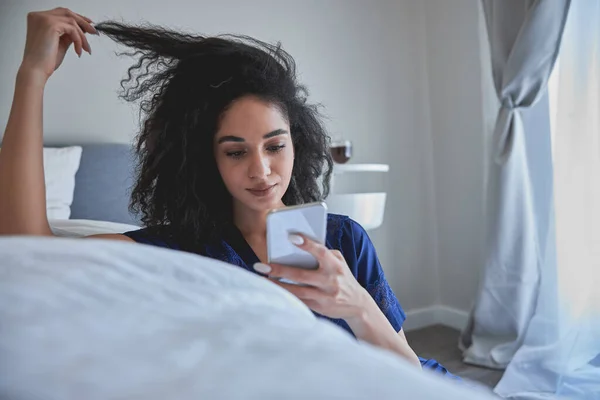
[49,219,141,238]
[43,147,83,219]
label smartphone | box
[266,201,328,270]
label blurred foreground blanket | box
[0,237,496,400]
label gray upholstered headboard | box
[67,144,141,225]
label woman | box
[0,7,455,376]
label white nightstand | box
[327,164,389,230]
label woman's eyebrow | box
[263,129,288,139]
[217,129,288,144]
[217,135,244,144]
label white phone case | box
[266,202,328,270]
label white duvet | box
[0,237,495,400]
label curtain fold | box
[459,0,570,370]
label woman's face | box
[214,96,294,214]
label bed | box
[0,144,497,399]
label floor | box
[405,324,504,389]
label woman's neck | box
[233,201,284,238]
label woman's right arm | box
[0,8,93,236]
[0,68,52,235]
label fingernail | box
[253,262,272,274]
[288,234,304,245]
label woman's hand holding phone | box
[254,233,422,368]
[253,233,371,321]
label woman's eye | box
[267,144,285,153]
[226,150,245,159]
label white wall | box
[422,0,488,314]
[377,0,440,314]
[0,0,442,313]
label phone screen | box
[266,202,327,270]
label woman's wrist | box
[345,288,375,327]
[345,291,421,368]
[345,290,391,338]
[17,65,48,91]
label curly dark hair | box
[94,21,333,251]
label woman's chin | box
[256,199,282,212]
[232,185,288,213]
[243,193,284,212]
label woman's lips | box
[247,184,277,197]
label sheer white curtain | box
[460,0,570,370]
[495,1,600,398]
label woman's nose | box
[248,153,271,178]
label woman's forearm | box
[346,292,421,368]
[0,67,52,235]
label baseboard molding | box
[403,306,469,332]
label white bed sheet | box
[49,219,141,237]
[0,237,496,400]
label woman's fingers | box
[288,233,333,269]
[273,280,322,301]
[57,21,83,57]
[70,11,98,36]
[76,12,94,24]
[50,7,95,30]
[21,7,94,80]
[58,17,89,55]
[61,17,94,55]
[54,8,95,55]
[273,281,329,315]
[71,19,92,54]
[264,263,326,288]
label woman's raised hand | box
[20,7,97,83]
